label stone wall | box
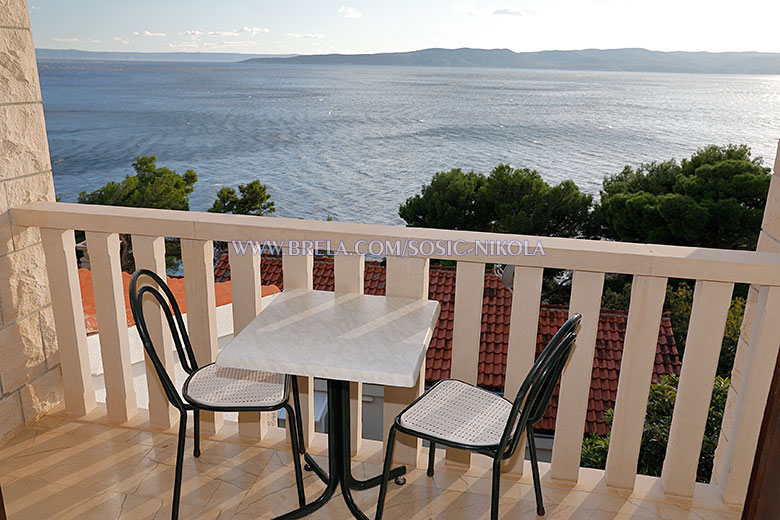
[0,0,62,444]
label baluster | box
[714,284,780,504]
[501,266,544,476]
[283,250,315,447]
[131,235,176,429]
[384,255,429,468]
[39,228,96,416]
[550,270,605,482]
[446,261,485,468]
[661,280,732,497]
[605,275,667,489]
[86,231,137,422]
[229,243,274,440]
[181,238,223,434]
[334,253,366,455]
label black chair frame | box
[129,269,308,520]
[376,313,582,520]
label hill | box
[36,49,296,62]
[242,47,780,74]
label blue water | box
[39,60,780,225]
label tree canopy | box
[591,145,771,250]
[398,168,487,231]
[208,180,275,216]
[78,155,197,210]
[399,164,592,237]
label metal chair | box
[129,269,308,520]
[376,313,582,519]
[0,484,6,520]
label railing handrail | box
[12,200,780,285]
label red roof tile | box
[79,268,279,336]
[215,253,682,435]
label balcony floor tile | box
[0,409,743,520]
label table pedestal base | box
[274,380,406,520]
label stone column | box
[711,140,780,503]
[0,0,61,444]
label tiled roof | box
[79,269,279,336]
[215,253,681,435]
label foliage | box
[591,145,770,250]
[78,155,197,271]
[601,279,744,377]
[209,180,275,216]
[399,169,487,231]
[399,164,592,237]
[78,155,197,210]
[477,164,593,237]
[581,375,729,482]
[719,296,745,378]
[665,282,694,353]
[600,278,632,310]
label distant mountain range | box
[36,49,296,62]
[242,47,780,74]
[36,47,780,74]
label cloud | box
[208,30,240,37]
[133,30,167,37]
[454,2,535,17]
[338,5,363,19]
[52,37,79,42]
[184,27,270,39]
[112,37,131,45]
[88,38,100,44]
[204,41,259,48]
[287,33,326,39]
[493,8,534,16]
[242,26,270,35]
[169,41,200,51]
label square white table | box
[216,289,441,520]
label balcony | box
[3,200,778,519]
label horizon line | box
[36,46,780,56]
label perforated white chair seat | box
[183,364,287,409]
[398,379,513,448]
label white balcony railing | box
[11,200,780,509]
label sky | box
[29,0,780,55]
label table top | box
[216,289,441,387]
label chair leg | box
[172,411,188,520]
[491,458,502,520]
[0,483,7,520]
[375,426,397,520]
[193,409,201,458]
[427,441,436,477]
[291,376,306,454]
[527,425,545,516]
[285,404,307,507]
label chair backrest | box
[129,269,200,411]
[499,313,582,456]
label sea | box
[38,60,780,226]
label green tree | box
[399,165,591,237]
[663,281,745,377]
[592,145,770,250]
[78,155,197,210]
[477,164,592,237]
[400,165,591,303]
[581,375,729,482]
[209,180,275,216]
[399,169,487,231]
[78,155,197,271]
